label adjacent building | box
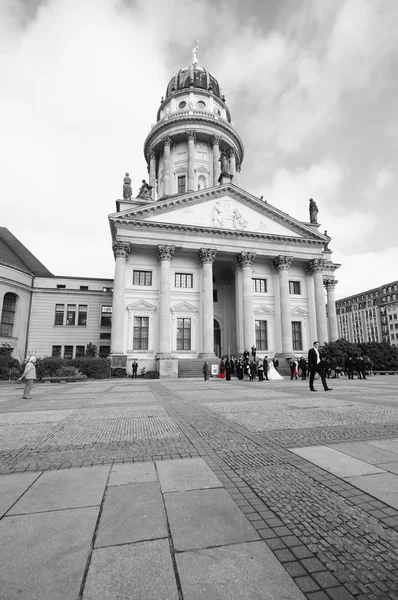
[336,281,398,346]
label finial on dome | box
[192,40,199,65]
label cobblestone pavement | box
[1,376,398,598]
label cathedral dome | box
[165,64,223,100]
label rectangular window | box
[0,294,16,336]
[78,305,87,326]
[76,345,85,358]
[255,320,268,351]
[66,304,76,326]
[133,270,152,286]
[177,175,186,194]
[51,345,61,357]
[80,285,89,291]
[213,289,218,303]
[101,305,112,327]
[177,318,191,350]
[54,304,65,325]
[289,281,301,295]
[292,321,302,351]
[99,345,110,358]
[133,316,149,350]
[64,345,73,359]
[175,273,193,288]
[57,284,66,289]
[100,332,111,340]
[252,279,267,293]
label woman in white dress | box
[267,358,284,381]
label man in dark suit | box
[298,356,307,380]
[308,341,332,392]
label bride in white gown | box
[267,358,284,381]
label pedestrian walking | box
[18,356,37,399]
[344,355,354,379]
[203,361,209,381]
[132,360,138,379]
[225,358,231,381]
[298,356,307,380]
[308,342,332,392]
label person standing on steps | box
[308,342,332,392]
[132,360,138,379]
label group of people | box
[203,350,284,382]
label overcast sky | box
[1,0,397,300]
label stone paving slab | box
[329,440,398,464]
[108,461,157,486]
[83,539,179,600]
[0,506,98,600]
[156,457,223,492]
[176,541,306,600]
[0,472,41,517]
[164,488,260,551]
[367,437,398,454]
[290,445,386,477]
[346,472,398,509]
[95,482,168,548]
[8,465,110,514]
[377,461,398,475]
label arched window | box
[0,293,17,337]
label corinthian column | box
[111,241,130,354]
[149,151,157,199]
[198,248,217,357]
[211,136,221,185]
[163,137,172,196]
[273,256,293,353]
[237,252,256,351]
[309,258,328,344]
[157,245,175,356]
[187,130,196,191]
[324,279,339,341]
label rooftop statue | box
[123,173,132,200]
[309,198,319,224]
[192,40,199,65]
[137,179,153,200]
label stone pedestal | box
[156,357,178,380]
[218,173,233,186]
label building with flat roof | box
[336,281,398,346]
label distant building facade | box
[336,280,398,346]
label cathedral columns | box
[273,256,293,354]
[187,131,196,191]
[149,151,157,199]
[157,245,175,356]
[229,149,237,180]
[211,136,221,186]
[237,252,256,351]
[198,248,217,357]
[163,137,172,196]
[325,279,339,341]
[309,259,328,344]
[110,241,130,354]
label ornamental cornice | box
[157,244,175,261]
[272,255,293,270]
[198,248,217,264]
[112,241,130,260]
[308,258,327,273]
[144,114,244,162]
[237,251,256,267]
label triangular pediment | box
[127,300,156,312]
[171,301,198,313]
[254,305,274,317]
[291,307,309,318]
[109,185,327,242]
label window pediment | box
[171,301,198,314]
[127,300,156,312]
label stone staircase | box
[178,358,219,379]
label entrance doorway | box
[213,319,221,357]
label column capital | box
[237,251,256,268]
[308,258,327,273]
[324,278,338,291]
[149,150,157,160]
[157,245,175,262]
[211,135,222,146]
[112,241,130,260]
[186,130,196,142]
[198,248,217,264]
[273,255,293,271]
[163,136,172,147]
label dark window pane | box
[255,320,268,351]
[78,305,87,326]
[64,345,73,359]
[177,318,191,350]
[133,316,149,350]
[52,345,61,357]
[0,293,17,336]
[101,305,112,327]
[292,321,302,350]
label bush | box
[71,358,110,379]
[322,339,398,371]
[111,367,127,378]
[0,343,20,379]
[144,370,159,379]
[36,357,110,380]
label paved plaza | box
[1,376,398,599]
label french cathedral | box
[0,52,340,378]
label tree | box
[85,343,97,357]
